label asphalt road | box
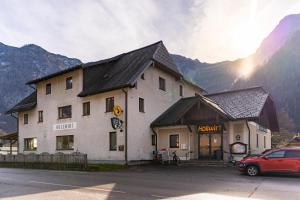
[0,166,299,200]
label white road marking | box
[151,194,168,198]
[29,180,127,194]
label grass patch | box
[87,163,126,171]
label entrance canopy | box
[151,87,279,132]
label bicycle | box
[172,151,181,165]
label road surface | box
[0,166,299,199]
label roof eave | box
[78,84,132,97]
[6,103,37,114]
[26,65,82,85]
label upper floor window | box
[139,98,145,113]
[66,77,73,90]
[179,85,183,97]
[159,77,166,91]
[106,97,114,112]
[46,83,51,95]
[24,138,37,151]
[38,111,43,123]
[24,113,28,124]
[58,105,72,119]
[83,102,90,116]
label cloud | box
[0,0,300,63]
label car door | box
[284,150,300,172]
[262,150,287,172]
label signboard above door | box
[197,124,223,134]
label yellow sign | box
[113,105,123,117]
[198,124,222,133]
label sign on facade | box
[111,117,123,130]
[53,122,77,131]
[198,124,223,134]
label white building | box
[7,41,279,163]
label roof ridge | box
[206,86,266,97]
[84,41,162,68]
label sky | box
[1,0,300,63]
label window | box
[159,77,166,91]
[56,135,74,150]
[82,102,90,116]
[106,97,114,112]
[266,150,285,158]
[285,150,300,158]
[170,134,179,148]
[24,138,37,151]
[24,114,28,124]
[38,111,43,123]
[256,134,259,148]
[58,105,72,119]
[66,77,73,90]
[46,83,51,95]
[139,98,145,113]
[141,73,145,80]
[109,132,117,151]
[179,85,183,97]
[152,135,156,146]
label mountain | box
[172,13,300,132]
[0,43,81,133]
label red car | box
[239,147,300,176]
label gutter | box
[121,88,128,165]
[10,113,19,155]
[245,119,251,155]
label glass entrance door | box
[199,133,223,160]
[199,134,210,158]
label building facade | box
[7,41,279,163]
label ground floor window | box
[152,134,156,146]
[169,134,179,148]
[24,138,37,151]
[109,132,117,151]
[56,135,74,150]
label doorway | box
[198,133,223,160]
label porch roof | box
[151,96,232,128]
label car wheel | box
[246,165,259,176]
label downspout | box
[121,88,128,165]
[151,128,158,151]
[11,113,18,154]
[246,119,251,155]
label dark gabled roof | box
[0,132,18,140]
[78,41,182,97]
[6,91,37,114]
[27,65,82,84]
[151,96,232,127]
[206,87,269,119]
[8,41,204,114]
[151,86,279,131]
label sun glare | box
[239,58,255,79]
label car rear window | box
[285,150,300,158]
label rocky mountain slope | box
[0,43,81,133]
[172,13,300,132]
